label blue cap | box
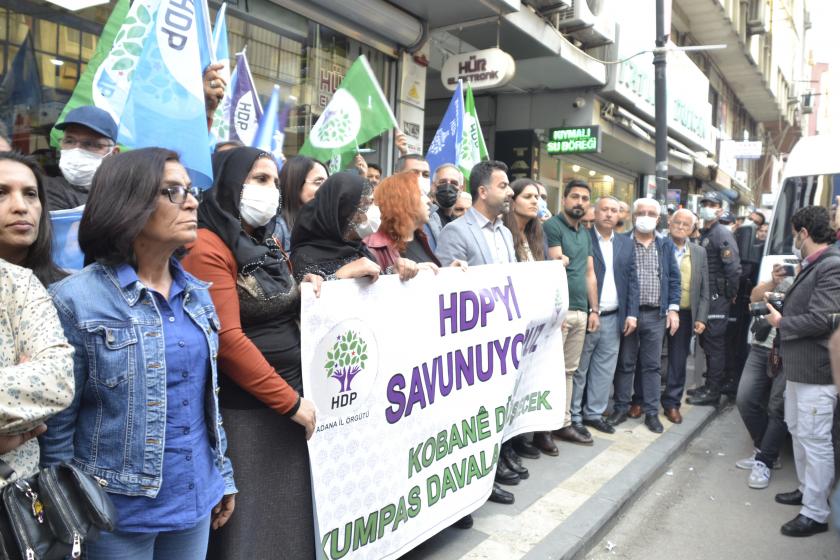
[56,106,118,142]
[719,211,735,224]
[700,191,724,205]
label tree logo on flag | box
[309,89,361,149]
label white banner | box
[301,261,568,559]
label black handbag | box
[0,460,117,560]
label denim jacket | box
[40,262,236,498]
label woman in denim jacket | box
[40,148,236,560]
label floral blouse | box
[0,260,74,485]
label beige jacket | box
[0,260,74,485]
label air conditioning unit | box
[747,0,770,35]
[549,0,615,47]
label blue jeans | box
[736,345,787,466]
[614,308,666,416]
[84,515,211,560]
[571,313,620,423]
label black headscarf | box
[290,172,373,279]
[198,147,294,296]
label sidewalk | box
[402,357,715,560]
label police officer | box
[687,192,742,406]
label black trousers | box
[700,296,730,391]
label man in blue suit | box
[607,198,682,433]
[570,196,640,434]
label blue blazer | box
[590,229,640,334]
[621,231,682,317]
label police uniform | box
[693,196,741,402]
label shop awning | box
[271,0,429,54]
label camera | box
[750,292,785,342]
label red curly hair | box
[374,171,423,253]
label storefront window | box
[0,0,395,170]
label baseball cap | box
[718,211,735,225]
[55,106,118,142]
[700,191,724,205]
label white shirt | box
[596,228,619,312]
[474,210,511,264]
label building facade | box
[0,0,429,173]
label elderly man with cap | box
[687,191,741,406]
[48,106,120,210]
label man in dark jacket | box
[766,206,840,537]
[607,198,681,433]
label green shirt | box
[543,213,592,312]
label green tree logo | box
[324,330,368,393]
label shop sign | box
[546,126,601,155]
[603,0,714,153]
[441,48,515,91]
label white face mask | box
[792,231,804,260]
[354,204,381,238]
[742,218,754,228]
[59,148,107,187]
[699,206,718,222]
[239,183,279,228]
[635,215,657,233]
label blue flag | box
[252,85,286,164]
[196,0,215,71]
[117,0,213,188]
[208,3,231,145]
[1,31,41,109]
[425,81,463,179]
[50,208,85,273]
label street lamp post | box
[654,0,669,224]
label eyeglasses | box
[160,185,199,204]
[60,136,115,155]
[671,221,694,229]
[409,168,431,179]
[305,177,327,187]
[436,180,459,189]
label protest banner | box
[301,261,568,559]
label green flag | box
[459,83,489,184]
[300,55,397,173]
[49,0,156,148]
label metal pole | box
[654,0,669,226]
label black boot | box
[687,387,720,406]
[511,435,540,459]
[489,483,514,504]
[502,443,529,479]
[494,457,520,485]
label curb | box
[523,403,722,560]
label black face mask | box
[435,183,459,209]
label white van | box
[758,134,840,282]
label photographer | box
[764,206,840,537]
[733,264,793,490]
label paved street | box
[586,405,840,560]
[402,351,715,560]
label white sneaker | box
[748,460,771,489]
[735,449,782,470]
[736,450,759,470]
